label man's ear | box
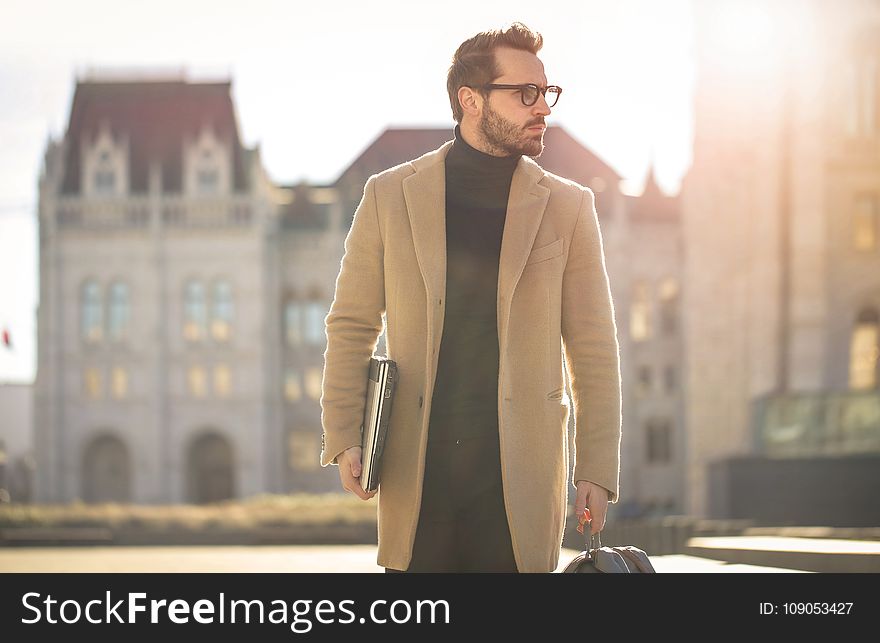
[458,86,482,118]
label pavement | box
[0,545,811,573]
[686,536,880,573]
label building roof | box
[60,78,250,195]
[627,164,680,222]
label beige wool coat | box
[320,139,622,573]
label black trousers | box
[384,432,518,573]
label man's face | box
[477,46,552,157]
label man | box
[320,22,622,573]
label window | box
[646,419,672,464]
[853,195,878,251]
[637,365,653,398]
[94,169,116,195]
[285,302,303,347]
[304,301,326,346]
[84,368,102,399]
[197,168,219,194]
[850,308,879,390]
[81,280,103,343]
[659,278,679,335]
[630,282,651,341]
[285,297,326,347]
[288,430,320,471]
[305,367,323,400]
[188,366,208,398]
[284,369,302,401]
[211,280,234,342]
[108,282,130,342]
[664,365,676,394]
[111,367,128,399]
[184,281,207,342]
[214,365,231,397]
[196,147,220,195]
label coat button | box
[418,395,423,408]
[455,439,461,445]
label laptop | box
[360,355,398,492]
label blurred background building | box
[681,0,880,524]
[15,0,880,527]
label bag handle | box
[576,508,602,551]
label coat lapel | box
[497,157,550,351]
[402,141,452,305]
[402,142,550,359]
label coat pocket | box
[525,237,563,266]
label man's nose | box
[533,93,551,117]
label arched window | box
[108,281,130,342]
[184,281,207,342]
[849,308,880,390]
[211,280,233,342]
[81,280,103,343]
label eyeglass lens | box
[523,85,560,107]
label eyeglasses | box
[479,83,562,108]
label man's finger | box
[588,503,607,534]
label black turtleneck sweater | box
[427,126,521,444]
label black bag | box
[561,510,657,573]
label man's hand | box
[338,446,378,501]
[574,480,609,535]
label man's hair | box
[446,22,543,123]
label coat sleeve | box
[561,186,622,503]
[320,175,385,467]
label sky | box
[0,0,695,383]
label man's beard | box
[478,101,545,157]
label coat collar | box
[402,138,551,352]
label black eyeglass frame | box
[478,83,563,107]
